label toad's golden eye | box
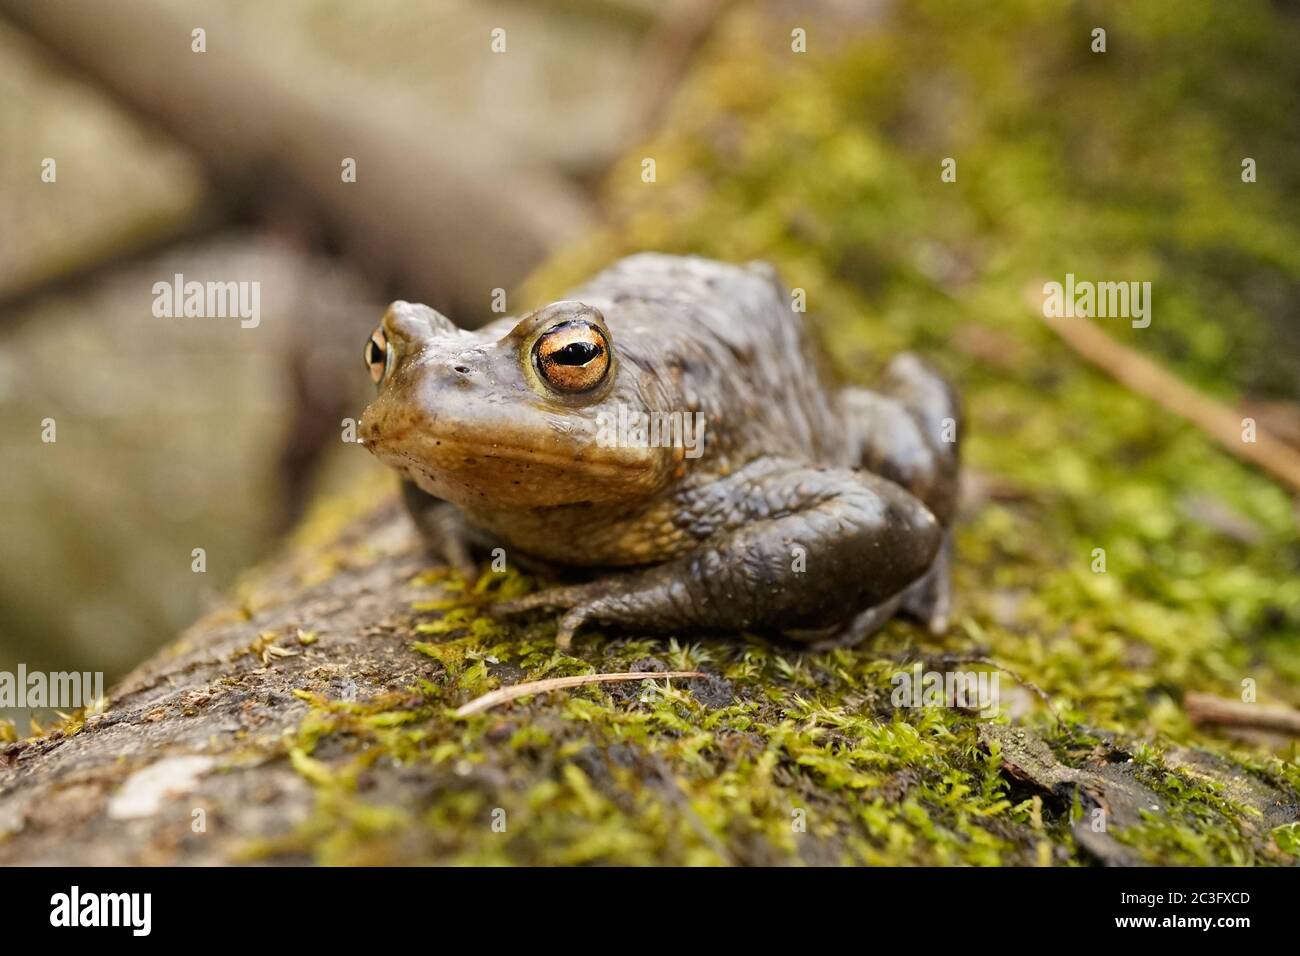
[364,327,392,385]
[533,320,610,393]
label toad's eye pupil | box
[533,319,610,393]
[554,341,599,366]
[367,340,383,364]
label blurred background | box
[2,0,1298,736]
[0,0,725,731]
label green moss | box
[262,0,1298,864]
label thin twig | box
[931,654,1068,731]
[1043,312,1300,493]
[1185,692,1300,736]
[455,671,705,717]
[876,648,1068,731]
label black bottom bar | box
[0,865,1281,940]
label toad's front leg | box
[493,458,941,648]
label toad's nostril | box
[453,365,470,374]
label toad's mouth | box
[374,440,652,480]
[361,424,672,507]
[363,417,656,472]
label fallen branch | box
[1185,692,1300,736]
[0,0,593,318]
[1042,313,1300,494]
[629,0,729,143]
[455,671,705,717]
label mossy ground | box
[220,1,1300,864]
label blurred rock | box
[0,22,205,297]
[0,235,382,716]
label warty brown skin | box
[359,253,961,648]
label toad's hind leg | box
[899,531,952,633]
[492,459,942,648]
[841,353,961,634]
